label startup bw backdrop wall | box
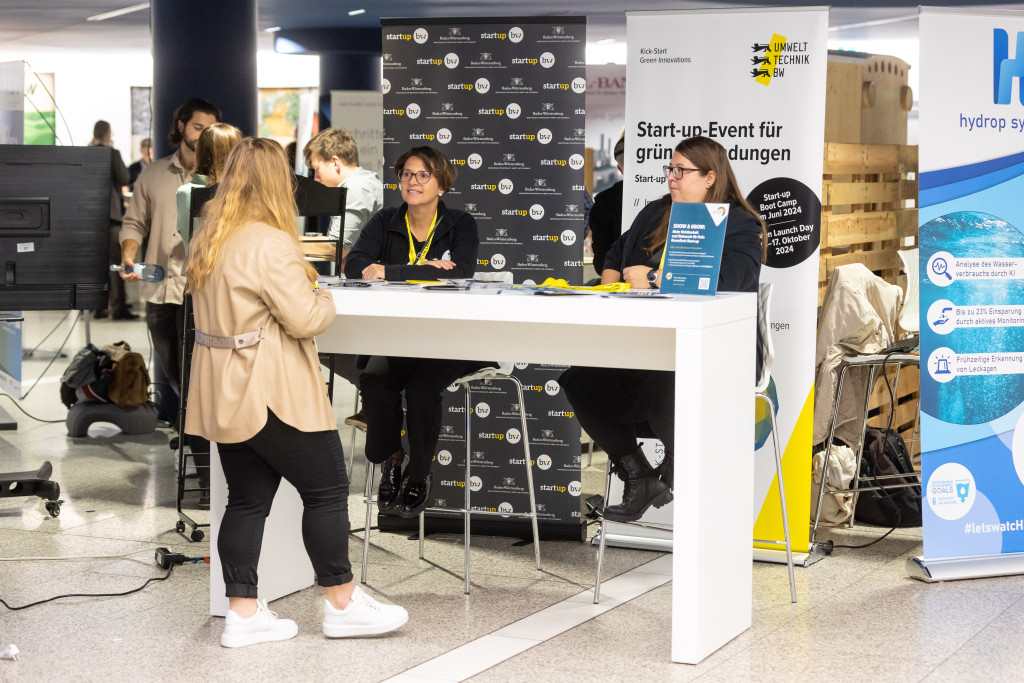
[380,17,587,539]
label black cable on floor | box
[830,525,897,549]
[0,566,173,611]
[0,394,65,423]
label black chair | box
[0,462,62,517]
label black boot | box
[397,472,432,518]
[657,451,674,490]
[604,447,672,522]
[377,451,404,512]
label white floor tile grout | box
[382,555,671,683]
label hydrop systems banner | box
[916,8,1024,573]
[381,18,586,539]
[625,8,827,556]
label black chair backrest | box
[187,174,347,237]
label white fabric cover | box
[897,248,919,333]
[813,264,903,448]
[811,442,857,525]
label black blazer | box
[344,200,479,280]
[605,197,762,293]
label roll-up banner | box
[911,8,1024,582]
[622,8,827,559]
[380,18,586,540]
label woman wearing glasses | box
[562,135,765,522]
[345,146,487,518]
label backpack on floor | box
[60,344,114,407]
[855,427,922,527]
[105,342,151,408]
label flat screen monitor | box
[0,145,109,310]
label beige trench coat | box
[185,222,337,444]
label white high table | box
[209,285,755,665]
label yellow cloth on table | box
[537,277,631,292]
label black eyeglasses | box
[663,165,702,180]
[399,170,434,184]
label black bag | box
[855,427,922,527]
[60,344,114,407]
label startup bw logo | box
[995,29,1024,104]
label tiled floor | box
[2,311,1023,681]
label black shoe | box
[397,473,432,518]
[112,308,140,320]
[169,436,180,451]
[377,452,404,512]
[657,452,674,490]
[197,489,211,510]
[603,447,673,523]
[93,309,109,319]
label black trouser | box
[360,356,489,481]
[148,301,209,485]
[560,366,675,460]
[107,221,126,313]
[217,410,353,598]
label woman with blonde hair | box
[186,137,408,648]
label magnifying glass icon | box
[932,257,953,281]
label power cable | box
[0,394,63,423]
[0,567,173,611]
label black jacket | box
[344,200,479,281]
[587,180,623,273]
[605,197,762,293]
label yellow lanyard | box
[406,210,439,265]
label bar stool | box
[810,349,921,543]
[361,362,542,594]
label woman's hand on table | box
[424,259,456,270]
[622,265,653,290]
[362,264,387,280]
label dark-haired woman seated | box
[345,146,489,518]
[561,135,765,522]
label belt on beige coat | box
[194,326,264,349]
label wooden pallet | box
[820,142,921,458]
[820,142,918,308]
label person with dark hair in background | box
[89,120,133,320]
[562,135,765,522]
[119,97,221,505]
[344,146,487,518]
[128,137,152,192]
[587,134,625,276]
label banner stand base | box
[591,527,673,552]
[907,553,1024,582]
[754,547,818,568]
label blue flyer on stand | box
[657,202,730,295]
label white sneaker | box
[323,586,409,638]
[221,599,299,648]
